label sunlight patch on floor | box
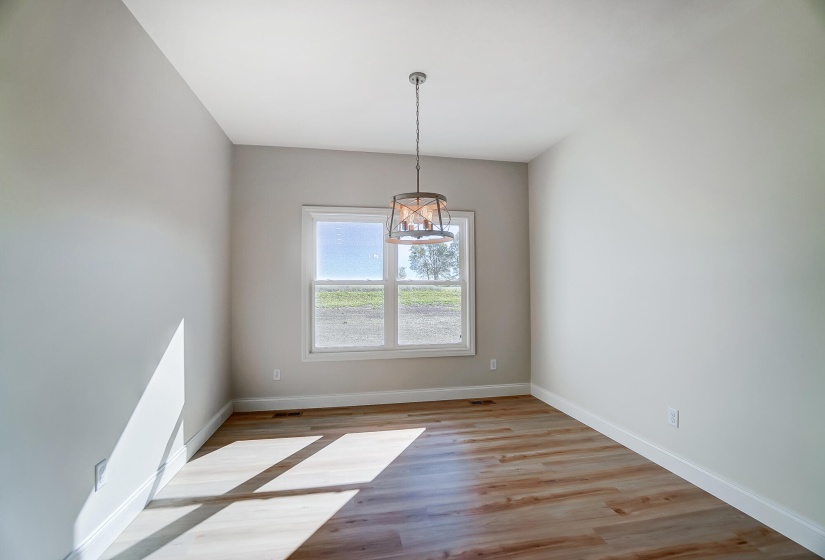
[102,428,425,559]
[155,436,321,500]
[101,504,199,559]
[182,492,359,559]
[257,427,426,492]
[103,492,358,560]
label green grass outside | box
[317,286,460,309]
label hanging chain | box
[415,79,420,193]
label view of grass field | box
[316,286,460,309]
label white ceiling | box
[123,0,761,162]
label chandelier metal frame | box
[386,72,454,245]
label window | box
[302,206,475,361]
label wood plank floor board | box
[103,396,818,559]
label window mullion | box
[384,236,397,349]
[306,216,317,355]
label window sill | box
[303,346,476,362]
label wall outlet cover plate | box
[95,459,108,491]
[668,407,679,428]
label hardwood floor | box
[103,396,818,559]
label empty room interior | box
[2,0,825,558]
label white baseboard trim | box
[66,400,234,560]
[530,384,825,557]
[184,400,234,461]
[233,383,531,412]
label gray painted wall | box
[230,146,530,399]
[0,1,232,558]
[529,0,825,528]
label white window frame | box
[302,206,475,361]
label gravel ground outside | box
[315,305,461,347]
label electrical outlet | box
[273,369,281,381]
[667,407,679,428]
[490,359,497,370]
[95,459,108,491]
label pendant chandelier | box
[386,72,454,245]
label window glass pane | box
[317,222,383,280]
[398,286,462,346]
[397,225,460,280]
[315,286,384,348]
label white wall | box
[529,0,825,536]
[231,146,530,400]
[0,1,232,558]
